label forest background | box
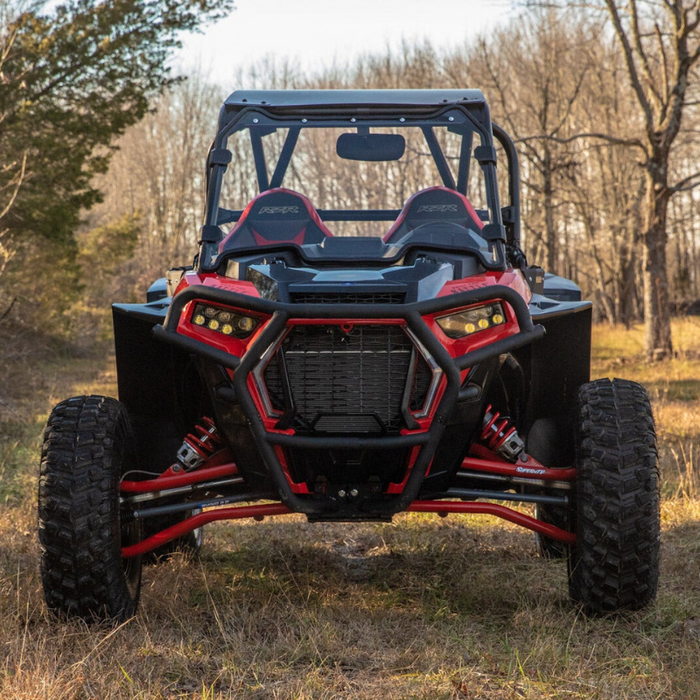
[3,0,700,361]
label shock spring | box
[177,417,223,470]
[480,404,524,461]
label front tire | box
[38,396,142,622]
[568,378,660,614]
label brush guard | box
[154,284,545,513]
[118,282,581,557]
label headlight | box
[190,303,259,338]
[436,302,506,339]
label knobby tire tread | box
[569,378,660,614]
[38,395,141,622]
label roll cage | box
[198,89,524,272]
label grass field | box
[1,320,699,699]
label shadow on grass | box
[159,518,566,628]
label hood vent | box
[289,291,405,304]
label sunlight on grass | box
[591,319,700,500]
[0,324,699,698]
[592,318,700,389]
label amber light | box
[436,302,507,339]
[190,303,259,339]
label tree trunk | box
[620,178,645,327]
[543,147,556,273]
[643,166,673,360]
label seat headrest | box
[384,187,484,243]
[219,188,332,251]
[246,190,316,224]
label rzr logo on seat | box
[417,204,459,213]
[258,206,300,215]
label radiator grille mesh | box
[264,324,430,434]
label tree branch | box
[515,132,646,150]
[605,0,656,140]
[0,152,27,221]
[670,169,700,192]
[628,0,664,112]
[655,22,671,104]
[0,297,17,324]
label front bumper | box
[154,284,545,517]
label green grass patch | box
[0,419,44,505]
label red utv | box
[38,90,660,621]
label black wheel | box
[142,507,203,564]
[535,503,570,559]
[527,418,571,559]
[568,378,660,615]
[38,395,142,622]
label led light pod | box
[436,302,507,339]
[238,316,256,332]
[190,303,260,339]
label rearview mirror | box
[336,133,406,161]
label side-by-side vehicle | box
[38,89,660,620]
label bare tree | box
[468,10,595,273]
[87,28,700,341]
[602,0,700,358]
[91,71,219,292]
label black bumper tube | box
[154,284,545,516]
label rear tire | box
[143,508,203,563]
[38,396,142,622]
[568,378,660,614]
[527,417,571,559]
[535,503,570,559]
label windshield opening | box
[215,110,495,240]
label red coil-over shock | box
[480,405,525,462]
[175,417,223,471]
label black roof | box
[224,89,485,109]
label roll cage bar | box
[197,91,524,272]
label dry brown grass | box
[1,323,699,699]
[591,318,700,502]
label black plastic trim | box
[267,432,430,450]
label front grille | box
[289,292,405,304]
[264,324,430,434]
